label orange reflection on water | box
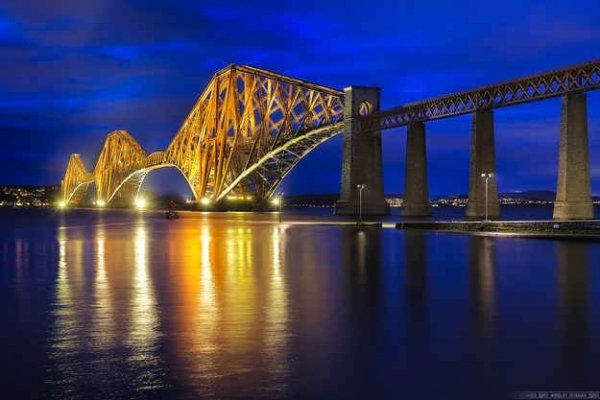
[127,221,159,369]
[167,219,220,390]
[53,226,85,349]
[198,223,218,370]
[264,226,290,385]
[48,214,292,397]
[56,227,69,308]
[49,225,88,393]
[162,218,290,396]
[91,223,115,351]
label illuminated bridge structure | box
[61,65,344,208]
[61,60,600,219]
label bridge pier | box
[403,122,431,217]
[335,87,389,216]
[553,93,594,220]
[466,109,500,219]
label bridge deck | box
[362,59,600,131]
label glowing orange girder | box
[61,154,93,203]
[60,65,344,205]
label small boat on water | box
[165,210,180,219]
[165,200,180,219]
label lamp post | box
[480,172,493,221]
[356,184,366,225]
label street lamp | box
[356,184,366,225]
[480,172,493,221]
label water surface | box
[1,208,599,398]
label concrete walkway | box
[396,220,600,240]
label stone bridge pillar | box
[466,109,500,219]
[403,122,431,217]
[335,87,389,216]
[553,93,593,220]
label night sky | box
[1,1,599,196]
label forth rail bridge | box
[61,60,600,220]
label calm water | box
[1,208,600,399]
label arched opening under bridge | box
[132,165,196,209]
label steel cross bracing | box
[164,65,344,202]
[61,65,344,205]
[61,59,600,207]
[360,59,600,132]
[61,154,93,203]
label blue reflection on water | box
[0,208,599,399]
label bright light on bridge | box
[59,65,345,209]
[96,199,106,207]
[200,197,212,206]
[57,200,66,209]
[135,198,147,210]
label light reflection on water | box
[128,221,161,389]
[557,242,590,387]
[92,222,113,351]
[0,209,599,398]
[470,236,496,337]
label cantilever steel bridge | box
[62,65,345,206]
[61,60,600,211]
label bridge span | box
[61,59,600,220]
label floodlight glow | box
[96,199,106,207]
[135,198,147,209]
[271,197,281,206]
[201,197,211,206]
[58,201,66,209]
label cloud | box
[1,0,600,192]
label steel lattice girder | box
[60,130,170,205]
[222,123,343,201]
[361,59,600,132]
[61,60,600,206]
[61,154,93,203]
[61,66,344,205]
[93,130,149,202]
[164,65,344,201]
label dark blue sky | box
[1,0,599,196]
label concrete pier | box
[403,122,430,217]
[553,93,593,220]
[466,109,500,219]
[335,87,389,216]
